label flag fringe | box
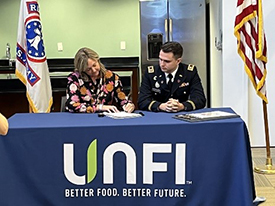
[234,0,268,104]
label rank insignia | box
[148,66,154,73]
[187,64,194,71]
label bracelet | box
[98,104,103,111]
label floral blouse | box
[65,70,130,113]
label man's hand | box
[159,98,184,112]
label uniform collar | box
[165,65,179,82]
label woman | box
[65,47,135,113]
[0,113,8,136]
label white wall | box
[222,0,249,121]
[212,0,275,146]
[248,1,275,146]
[209,0,223,107]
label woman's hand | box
[123,103,135,113]
[100,105,119,113]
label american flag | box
[16,0,53,112]
[234,0,268,103]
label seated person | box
[138,41,206,112]
[65,47,135,113]
[0,113,8,136]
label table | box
[0,108,255,206]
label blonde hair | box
[74,47,107,81]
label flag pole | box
[254,100,275,174]
[29,105,33,113]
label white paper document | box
[174,110,240,122]
[103,112,142,119]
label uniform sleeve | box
[65,74,96,113]
[138,70,161,112]
[182,66,206,111]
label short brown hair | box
[160,41,183,59]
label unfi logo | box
[64,140,97,185]
[63,139,186,186]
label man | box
[138,41,206,112]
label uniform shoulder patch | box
[187,64,194,71]
[148,66,154,73]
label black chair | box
[60,96,67,112]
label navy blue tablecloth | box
[0,108,255,206]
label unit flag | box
[16,0,53,112]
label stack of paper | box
[103,112,142,119]
[174,110,239,122]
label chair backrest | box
[60,96,67,112]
